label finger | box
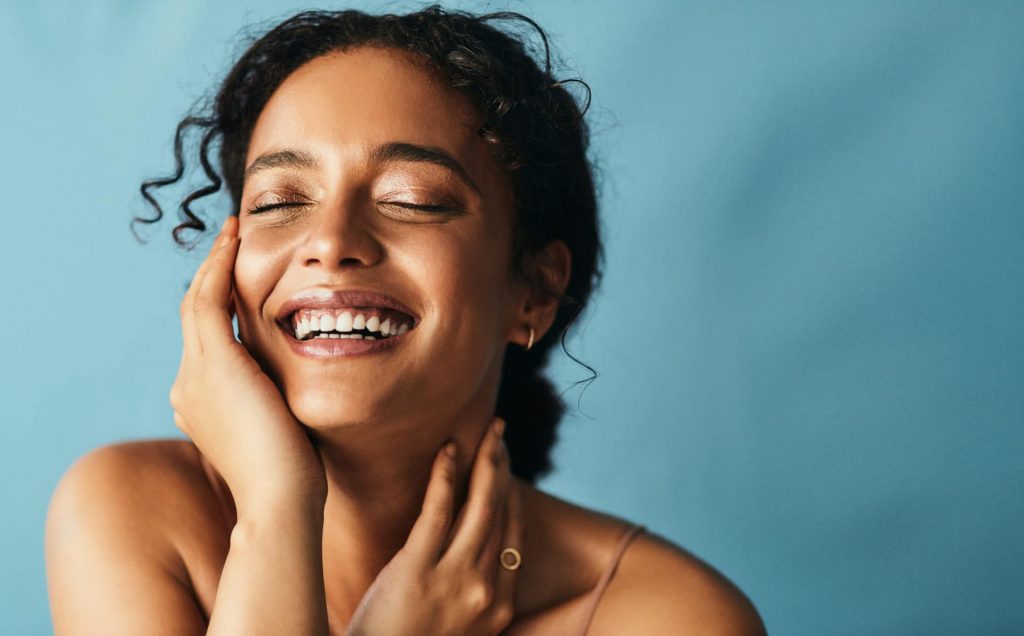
[476,500,504,574]
[441,418,504,555]
[491,474,522,630]
[404,441,458,567]
[476,438,509,574]
[193,219,240,354]
[181,218,235,358]
[493,471,523,600]
[444,418,509,565]
[181,259,213,358]
[189,216,236,312]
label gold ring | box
[499,547,522,571]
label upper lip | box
[275,288,419,328]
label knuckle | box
[169,380,192,408]
[490,602,515,629]
[172,411,187,432]
[465,578,493,612]
[168,383,179,405]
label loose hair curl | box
[134,5,603,484]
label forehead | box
[246,46,492,178]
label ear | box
[511,240,572,348]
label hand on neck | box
[310,399,496,617]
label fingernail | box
[492,418,506,436]
[444,441,457,458]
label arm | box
[208,494,328,635]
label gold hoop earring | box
[525,327,535,351]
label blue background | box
[2,1,1022,633]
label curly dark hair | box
[134,4,602,484]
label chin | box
[283,383,399,430]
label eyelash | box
[246,201,304,214]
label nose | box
[298,197,384,271]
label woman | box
[45,6,765,634]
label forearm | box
[206,496,328,636]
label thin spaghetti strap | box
[577,522,647,636]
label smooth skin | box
[45,46,766,635]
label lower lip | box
[280,326,411,359]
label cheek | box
[409,227,513,334]
[232,237,286,330]
[233,245,268,298]
[415,228,507,292]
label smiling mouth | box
[281,307,416,342]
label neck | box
[308,398,494,623]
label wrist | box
[234,485,327,527]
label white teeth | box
[290,309,415,342]
[336,311,353,332]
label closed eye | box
[247,201,308,214]
[244,200,465,219]
[381,201,462,214]
[243,198,311,216]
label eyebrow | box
[243,142,482,195]
[243,148,318,179]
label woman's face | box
[233,46,524,431]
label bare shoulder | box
[589,528,766,636]
[45,438,211,635]
[47,437,208,530]
[516,486,765,634]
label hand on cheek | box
[169,216,327,512]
